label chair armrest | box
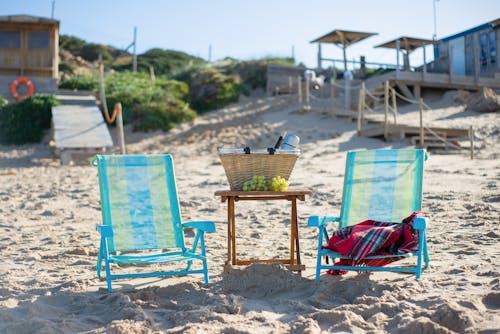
[182,221,216,233]
[413,217,428,230]
[96,225,113,237]
[307,215,340,227]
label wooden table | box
[214,189,312,274]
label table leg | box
[291,197,302,275]
[225,197,233,272]
[230,197,236,265]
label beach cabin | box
[431,18,499,78]
[0,15,59,100]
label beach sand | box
[0,93,499,333]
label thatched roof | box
[311,29,377,47]
[375,36,434,52]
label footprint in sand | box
[482,292,500,309]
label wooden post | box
[115,103,126,154]
[419,97,424,148]
[384,81,389,140]
[422,43,427,81]
[391,87,397,125]
[345,71,352,111]
[469,126,474,160]
[361,81,366,124]
[297,75,302,111]
[330,81,335,116]
[396,39,400,79]
[288,76,292,94]
[357,84,363,133]
[305,76,310,111]
[149,65,156,81]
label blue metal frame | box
[307,149,430,281]
[93,155,216,292]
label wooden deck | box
[359,123,471,151]
[51,91,113,164]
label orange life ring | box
[10,77,35,100]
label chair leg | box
[104,259,113,292]
[423,241,430,269]
[315,253,322,282]
[184,260,193,271]
[96,247,103,279]
[202,259,209,284]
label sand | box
[0,92,499,333]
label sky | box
[1,0,499,69]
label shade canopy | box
[375,36,434,53]
[311,29,377,47]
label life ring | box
[10,77,35,100]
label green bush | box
[112,48,207,77]
[214,57,295,90]
[59,35,86,55]
[59,75,99,91]
[104,71,196,131]
[0,94,59,144]
[133,101,196,132]
[58,62,77,74]
[189,70,243,112]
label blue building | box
[432,18,499,78]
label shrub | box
[58,62,77,74]
[112,48,207,78]
[189,70,243,112]
[58,75,99,91]
[104,71,196,131]
[214,57,295,91]
[79,43,113,63]
[59,35,86,55]
[0,94,59,144]
[133,101,196,132]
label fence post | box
[419,97,424,148]
[115,103,126,154]
[330,81,335,116]
[288,76,292,94]
[297,75,302,111]
[305,76,310,111]
[391,87,397,125]
[345,72,352,110]
[384,81,389,140]
[149,65,156,81]
[361,81,366,124]
[469,126,474,160]
[98,54,109,119]
[357,82,365,133]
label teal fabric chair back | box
[95,154,184,252]
[339,149,425,227]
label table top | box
[214,189,312,197]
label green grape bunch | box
[269,175,289,192]
[242,175,268,191]
[242,175,289,192]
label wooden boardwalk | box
[51,91,113,164]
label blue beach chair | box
[93,154,216,291]
[308,149,430,280]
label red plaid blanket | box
[324,212,422,275]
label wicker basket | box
[219,150,299,190]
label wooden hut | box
[431,18,499,78]
[0,15,59,100]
